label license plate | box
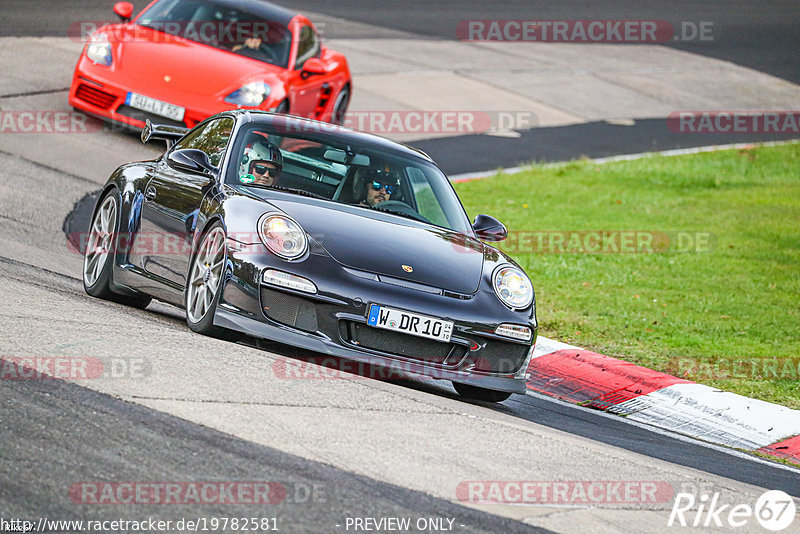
[367,304,453,343]
[126,92,185,121]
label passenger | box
[240,141,282,187]
[358,169,399,207]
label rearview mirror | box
[113,2,134,22]
[167,149,217,176]
[472,214,507,241]
[323,149,370,166]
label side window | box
[295,25,320,69]
[173,118,234,167]
[406,166,449,227]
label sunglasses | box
[253,164,278,177]
[370,181,397,195]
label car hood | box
[103,25,284,98]
[269,199,485,295]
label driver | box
[359,169,399,207]
[232,37,262,51]
[239,140,282,187]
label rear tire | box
[453,382,513,403]
[83,191,151,309]
[185,223,242,341]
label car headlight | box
[492,265,534,310]
[258,214,307,260]
[225,82,271,107]
[86,34,112,66]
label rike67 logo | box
[668,490,796,531]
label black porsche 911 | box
[83,110,537,401]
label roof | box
[235,111,435,163]
[180,0,298,27]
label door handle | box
[145,185,157,201]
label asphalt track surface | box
[415,120,800,176]
[4,1,800,174]
[6,0,800,86]
[285,0,800,174]
[0,367,543,533]
[278,0,800,86]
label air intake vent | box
[75,84,116,109]
[346,321,466,365]
[260,287,318,332]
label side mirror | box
[301,57,326,78]
[472,214,508,242]
[113,2,134,22]
[167,149,217,176]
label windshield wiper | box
[373,206,431,224]
[247,184,329,200]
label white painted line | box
[614,383,800,450]
[523,389,800,475]
[590,139,800,164]
[449,139,800,182]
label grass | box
[454,142,800,409]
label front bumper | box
[215,243,537,393]
[69,61,252,130]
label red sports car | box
[69,0,351,129]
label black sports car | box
[83,110,537,401]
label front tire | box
[83,191,151,309]
[185,223,241,341]
[331,84,350,125]
[275,99,290,116]
[453,382,513,403]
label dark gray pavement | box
[0,361,547,533]
[4,1,798,84]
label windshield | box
[137,0,292,68]
[226,122,473,233]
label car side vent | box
[314,83,333,119]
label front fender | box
[210,189,282,244]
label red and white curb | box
[526,336,800,465]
